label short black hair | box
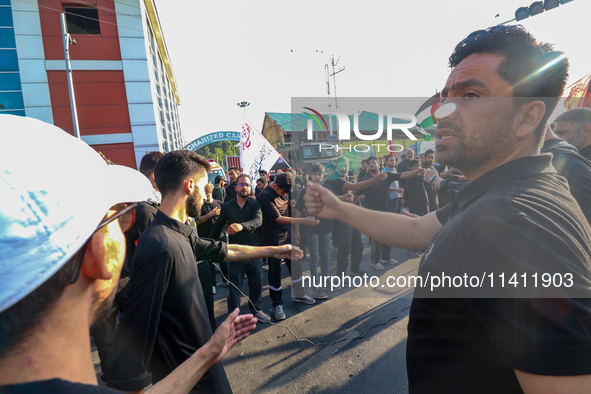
[424,149,435,156]
[367,156,378,163]
[237,173,251,184]
[256,177,267,184]
[228,166,239,172]
[274,173,293,193]
[449,25,569,141]
[361,159,368,164]
[311,163,325,174]
[408,159,420,167]
[555,108,591,128]
[154,150,211,198]
[139,151,165,178]
[325,162,337,171]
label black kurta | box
[108,211,231,393]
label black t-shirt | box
[258,185,290,245]
[397,159,412,188]
[407,155,591,394]
[328,177,348,196]
[123,200,159,278]
[224,181,237,203]
[197,199,222,238]
[542,138,591,222]
[209,198,263,245]
[404,174,429,216]
[580,144,591,162]
[0,379,118,393]
[295,184,335,234]
[108,211,231,394]
[360,172,402,211]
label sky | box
[153,0,591,145]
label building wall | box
[1,0,27,118]
[9,0,182,169]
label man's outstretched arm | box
[147,309,257,394]
[304,182,441,249]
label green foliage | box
[196,140,239,168]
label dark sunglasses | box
[69,202,138,284]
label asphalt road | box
[95,236,420,393]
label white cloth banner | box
[240,121,281,185]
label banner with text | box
[240,121,281,185]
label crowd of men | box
[2,24,591,394]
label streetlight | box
[513,0,574,22]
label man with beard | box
[108,150,302,393]
[305,25,591,393]
[0,116,257,394]
[209,174,272,323]
[553,108,591,161]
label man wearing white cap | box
[0,115,257,393]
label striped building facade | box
[0,0,182,168]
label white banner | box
[240,121,281,185]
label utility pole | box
[60,13,80,139]
[325,56,345,134]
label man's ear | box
[581,124,591,138]
[81,231,112,280]
[185,177,196,195]
[515,100,546,138]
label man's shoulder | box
[136,200,158,218]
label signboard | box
[226,156,242,171]
[184,131,241,152]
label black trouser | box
[332,222,362,275]
[90,309,118,382]
[268,256,305,306]
[197,260,216,331]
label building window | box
[64,7,100,35]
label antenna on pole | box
[325,55,345,110]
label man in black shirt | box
[396,148,415,189]
[258,173,319,320]
[542,123,591,227]
[91,151,163,383]
[361,156,423,270]
[108,151,301,393]
[194,182,223,330]
[210,174,271,323]
[224,166,240,203]
[422,149,438,212]
[553,107,591,162]
[403,160,430,218]
[305,25,591,393]
[0,117,256,394]
[358,159,369,181]
[329,156,389,279]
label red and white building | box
[5,0,183,168]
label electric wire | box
[66,0,141,19]
[13,0,146,33]
[211,261,411,347]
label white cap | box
[0,115,153,312]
